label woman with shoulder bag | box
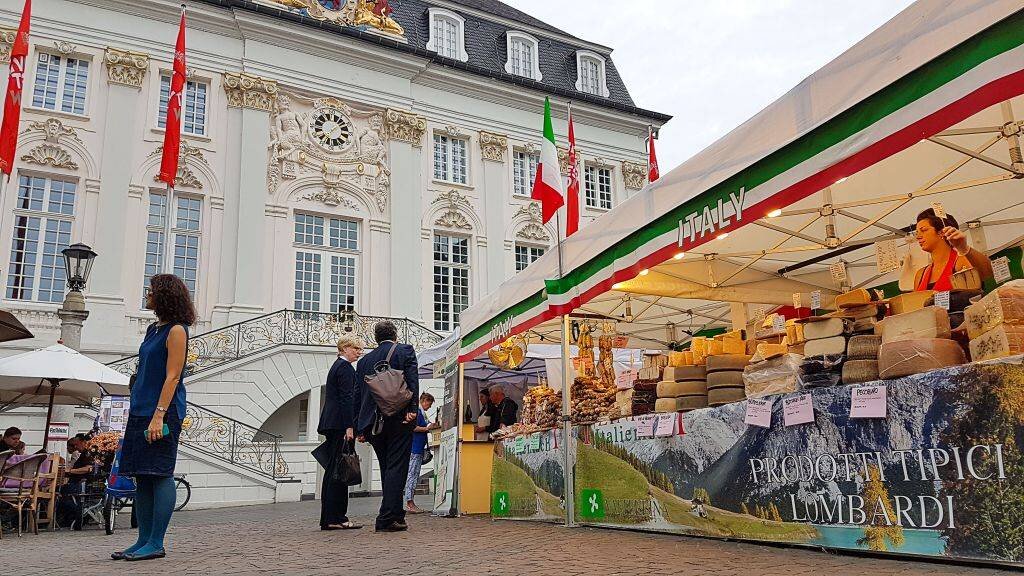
[111,274,194,562]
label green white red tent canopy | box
[459,1,1024,362]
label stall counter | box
[458,423,493,514]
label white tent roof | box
[0,344,131,406]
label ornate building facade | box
[0,0,668,504]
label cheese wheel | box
[663,365,707,381]
[847,334,882,360]
[878,338,967,379]
[706,354,752,373]
[803,318,850,341]
[706,370,744,389]
[964,281,1024,338]
[804,335,848,357]
[842,359,879,385]
[657,380,707,398]
[708,387,746,406]
[836,289,873,308]
[875,306,951,344]
[655,395,707,413]
[969,323,1024,361]
[888,291,934,315]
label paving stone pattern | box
[2,498,1018,576]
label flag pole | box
[557,101,575,529]
[646,125,652,179]
[162,183,174,274]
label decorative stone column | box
[222,72,277,323]
[479,130,508,292]
[383,108,426,320]
[0,27,16,62]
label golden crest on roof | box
[265,0,404,38]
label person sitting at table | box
[2,426,26,455]
[57,434,96,530]
[485,385,518,435]
[912,208,993,291]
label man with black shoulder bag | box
[354,321,419,532]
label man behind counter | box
[485,385,518,434]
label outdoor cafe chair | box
[0,453,46,537]
[33,453,61,532]
[0,449,13,473]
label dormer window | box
[575,50,610,97]
[427,8,468,62]
[505,32,542,81]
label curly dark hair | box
[916,208,959,232]
[148,274,196,326]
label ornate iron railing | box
[105,310,443,481]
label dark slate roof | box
[194,0,671,122]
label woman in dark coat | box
[317,335,364,530]
[112,274,194,561]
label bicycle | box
[101,441,192,534]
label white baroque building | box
[0,0,668,507]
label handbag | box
[422,445,433,465]
[330,438,362,487]
[364,343,414,417]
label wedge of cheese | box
[755,342,788,360]
[668,351,688,367]
[804,335,847,357]
[715,329,746,342]
[836,288,873,308]
[963,280,1024,338]
[878,338,967,379]
[888,291,934,315]
[722,339,747,355]
[875,306,951,344]
[663,365,706,381]
[969,323,1024,362]
[708,340,724,356]
[803,318,850,341]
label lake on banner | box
[810,525,946,555]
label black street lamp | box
[62,243,98,293]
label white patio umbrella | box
[0,343,130,447]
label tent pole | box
[561,313,575,527]
[41,379,58,451]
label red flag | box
[648,127,660,182]
[0,0,31,178]
[159,8,187,186]
[565,107,580,237]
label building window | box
[31,53,89,115]
[143,193,202,305]
[575,51,610,98]
[6,175,76,303]
[159,74,208,136]
[293,212,359,312]
[298,396,309,439]
[433,234,469,332]
[426,8,468,62]
[584,165,613,210]
[514,244,545,272]
[512,150,539,198]
[505,32,542,81]
[433,134,468,185]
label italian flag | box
[531,97,564,223]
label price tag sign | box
[615,368,637,390]
[754,307,766,325]
[772,314,786,333]
[829,261,848,283]
[783,393,815,427]
[515,435,526,454]
[634,414,657,438]
[850,384,887,418]
[529,434,541,450]
[792,292,802,310]
[993,256,1012,284]
[654,413,676,436]
[810,290,822,310]
[932,202,947,220]
[875,239,900,274]
[934,290,950,310]
[745,398,772,428]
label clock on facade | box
[308,107,352,152]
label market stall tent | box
[459,1,1024,362]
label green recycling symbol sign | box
[579,489,605,519]
[492,491,511,516]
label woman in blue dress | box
[112,274,194,562]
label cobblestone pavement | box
[2,497,1018,576]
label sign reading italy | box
[677,187,747,246]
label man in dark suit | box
[355,321,419,532]
[317,335,363,530]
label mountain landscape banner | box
[492,361,1024,566]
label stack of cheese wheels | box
[965,280,1024,361]
[654,365,707,413]
[705,354,751,407]
[843,334,881,384]
[876,306,965,379]
[799,318,850,388]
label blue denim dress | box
[119,323,188,477]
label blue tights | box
[124,475,176,555]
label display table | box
[458,424,493,514]
[491,360,1024,567]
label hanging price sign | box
[829,261,848,283]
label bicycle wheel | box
[174,478,191,511]
[103,496,116,535]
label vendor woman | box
[912,208,993,291]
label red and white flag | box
[158,7,187,186]
[531,97,564,224]
[0,0,31,179]
[565,106,580,237]
[648,126,660,182]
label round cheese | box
[841,359,879,384]
[708,387,746,406]
[654,395,707,413]
[663,365,707,381]
[657,380,708,398]
[847,334,881,360]
[706,370,744,389]
[706,354,752,373]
